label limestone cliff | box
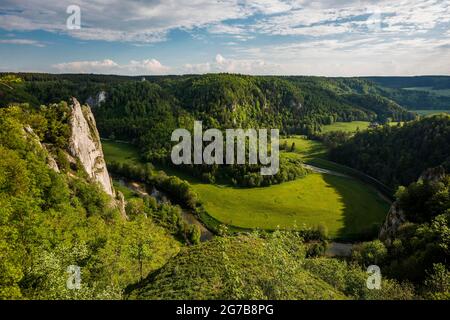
[23,125,60,173]
[379,201,406,245]
[86,90,106,108]
[68,97,114,196]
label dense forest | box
[364,76,450,110]
[329,115,450,188]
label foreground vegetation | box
[127,232,415,300]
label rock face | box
[379,201,406,245]
[23,125,60,173]
[419,166,446,184]
[116,190,127,219]
[86,91,106,108]
[68,97,114,196]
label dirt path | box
[325,242,353,257]
[303,164,349,178]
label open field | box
[191,173,388,239]
[320,121,371,133]
[101,139,141,165]
[280,136,326,160]
[403,87,450,97]
[414,110,450,116]
[103,139,390,240]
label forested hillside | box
[0,73,416,142]
[364,76,450,110]
[0,100,181,299]
[330,115,450,188]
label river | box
[115,177,214,242]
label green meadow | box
[280,135,326,160]
[191,173,388,239]
[320,121,371,133]
[103,139,390,240]
[414,110,450,116]
[101,139,141,165]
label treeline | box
[329,115,450,188]
[148,153,308,187]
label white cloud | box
[128,59,170,74]
[208,24,246,35]
[245,0,296,15]
[1,0,450,75]
[252,0,450,36]
[215,54,226,64]
[183,54,279,74]
[233,34,450,76]
[52,58,170,75]
[0,0,255,43]
[0,38,46,47]
[184,62,212,74]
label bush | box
[351,240,387,266]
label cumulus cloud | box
[53,58,170,75]
[183,54,279,74]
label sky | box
[0,0,449,76]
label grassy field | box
[414,110,450,116]
[103,139,390,240]
[321,121,371,133]
[319,121,404,134]
[191,174,388,239]
[280,135,326,160]
[101,139,141,165]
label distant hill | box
[330,114,450,188]
[363,76,450,110]
[364,76,450,89]
[0,73,416,148]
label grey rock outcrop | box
[86,90,106,108]
[116,190,127,219]
[379,201,406,245]
[68,98,114,196]
[418,166,446,184]
[23,125,60,173]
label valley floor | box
[102,137,390,241]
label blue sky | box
[0,0,449,76]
